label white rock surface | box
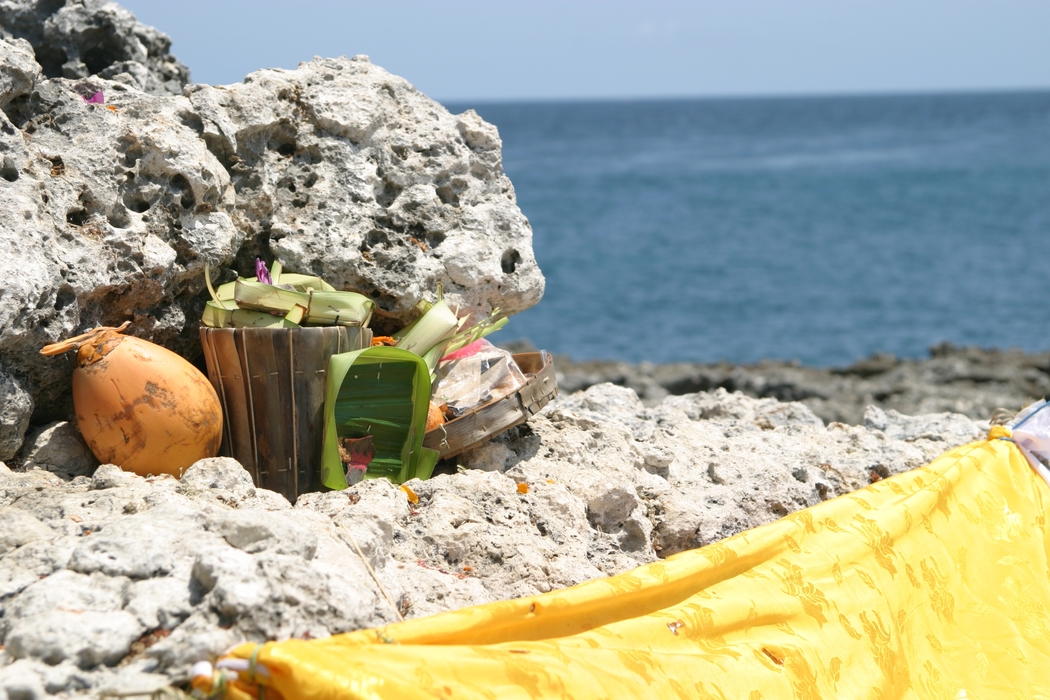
[0,368,32,460]
[0,385,983,695]
[1,38,542,456]
[1,39,241,432]
[184,55,542,322]
[16,420,97,477]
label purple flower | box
[83,91,104,104]
[255,258,272,285]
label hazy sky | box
[122,1,1050,102]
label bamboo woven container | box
[199,326,371,502]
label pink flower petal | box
[255,258,272,285]
[441,339,487,363]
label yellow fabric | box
[216,436,1050,699]
[988,425,1013,440]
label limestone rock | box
[2,41,541,461]
[0,659,47,699]
[0,57,240,430]
[178,456,255,492]
[0,368,32,460]
[3,569,144,668]
[0,507,54,556]
[185,54,543,325]
[17,420,97,476]
[0,0,189,96]
[90,462,136,490]
[0,36,36,109]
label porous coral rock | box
[0,0,190,96]
[0,43,239,435]
[0,368,32,460]
[2,36,542,458]
[16,420,97,477]
[184,55,542,323]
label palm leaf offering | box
[201,259,530,490]
[201,259,374,329]
[392,286,509,376]
[322,347,440,488]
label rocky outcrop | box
[0,40,240,439]
[553,342,1050,426]
[0,385,984,695]
[0,11,543,455]
[183,55,542,327]
[0,0,189,96]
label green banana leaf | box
[321,346,440,489]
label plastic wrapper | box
[432,340,527,417]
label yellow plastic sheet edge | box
[205,433,1050,699]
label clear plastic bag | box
[432,340,527,418]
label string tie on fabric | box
[987,425,1013,441]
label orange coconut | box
[41,323,223,477]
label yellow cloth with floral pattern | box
[215,434,1050,699]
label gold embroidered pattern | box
[921,558,955,624]
[856,568,878,590]
[918,660,954,700]
[821,518,845,533]
[904,562,921,588]
[828,656,842,691]
[1000,576,1050,640]
[783,648,821,700]
[701,541,738,567]
[925,633,944,654]
[772,559,829,627]
[839,613,862,641]
[860,611,902,687]
[852,516,898,577]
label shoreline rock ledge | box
[0,0,543,460]
[0,384,985,696]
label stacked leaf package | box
[202,259,374,329]
[322,291,508,489]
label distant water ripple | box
[451,93,1050,367]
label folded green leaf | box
[393,298,436,341]
[201,300,233,328]
[306,290,374,327]
[395,299,458,357]
[233,309,299,328]
[284,305,308,325]
[278,273,336,292]
[235,278,310,314]
[322,346,439,488]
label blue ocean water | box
[450,92,1050,367]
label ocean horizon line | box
[441,86,1050,109]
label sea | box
[448,91,1050,368]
